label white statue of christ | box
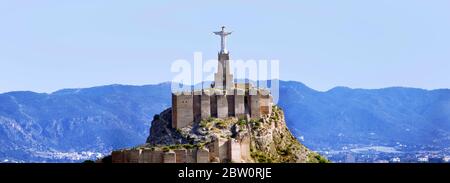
[214,26,232,54]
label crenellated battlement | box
[172,86,273,129]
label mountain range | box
[0,81,449,162]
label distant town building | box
[345,153,356,163]
[443,156,450,163]
[390,157,401,163]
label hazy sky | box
[1,0,449,93]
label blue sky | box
[1,0,449,93]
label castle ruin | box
[111,26,274,163]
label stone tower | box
[171,93,193,129]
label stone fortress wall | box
[172,86,273,129]
[112,134,251,163]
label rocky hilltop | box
[108,105,328,163]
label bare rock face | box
[249,106,322,163]
[144,106,328,163]
[146,108,237,146]
[146,108,187,145]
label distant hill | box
[0,83,171,162]
[0,81,449,162]
[278,81,450,151]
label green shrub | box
[183,144,195,149]
[250,119,262,129]
[216,120,227,128]
[251,151,274,163]
[315,154,330,163]
[237,119,247,127]
[197,142,206,149]
[168,144,182,150]
[200,119,209,128]
[175,128,182,134]
[278,148,291,156]
[307,153,330,163]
